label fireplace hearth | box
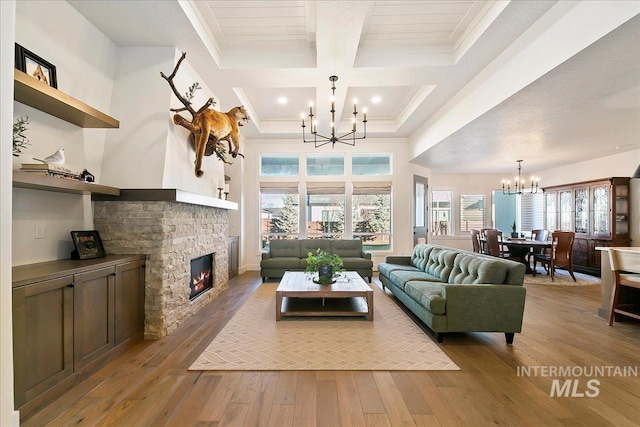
[190,253,214,301]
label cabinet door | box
[13,276,74,408]
[73,266,115,371]
[572,238,589,268]
[228,237,239,279]
[559,190,573,231]
[115,259,146,345]
[545,191,558,231]
[591,185,610,237]
[574,187,589,234]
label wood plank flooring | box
[22,272,640,426]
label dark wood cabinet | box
[228,236,239,279]
[115,259,146,345]
[12,255,145,412]
[12,276,74,408]
[73,266,115,371]
[543,177,631,275]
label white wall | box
[241,138,417,270]
[12,1,118,266]
[1,1,19,423]
[101,48,225,194]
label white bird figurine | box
[33,148,65,166]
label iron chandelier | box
[301,76,367,148]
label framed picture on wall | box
[15,43,58,88]
[70,230,106,260]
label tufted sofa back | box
[410,244,431,270]
[410,244,457,282]
[448,252,509,284]
[270,239,300,258]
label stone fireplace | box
[93,189,237,339]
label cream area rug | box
[524,268,601,286]
[190,283,459,371]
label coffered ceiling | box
[68,0,640,174]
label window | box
[460,194,485,232]
[306,183,345,239]
[260,154,299,176]
[353,182,392,250]
[559,190,572,231]
[431,190,453,236]
[521,192,544,232]
[260,183,299,250]
[307,154,344,176]
[352,154,391,175]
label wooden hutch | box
[542,177,631,275]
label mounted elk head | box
[161,52,249,177]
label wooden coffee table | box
[276,271,374,321]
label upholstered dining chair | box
[533,231,576,281]
[606,248,640,326]
[484,229,510,259]
[470,229,482,253]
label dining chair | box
[606,248,640,325]
[528,229,550,269]
[470,229,482,253]
[484,229,510,258]
[533,231,576,281]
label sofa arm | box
[442,284,526,332]
[385,256,412,265]
[360,251,372,260]
[261,252,271,260]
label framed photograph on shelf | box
[70,230,106,260]
[15,43,58,89]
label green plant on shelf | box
[13,116,30,157]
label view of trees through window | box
[260,192,299,250]
[306,194,345,239]
[353,194,391,250]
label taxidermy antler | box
[161,52,249,177]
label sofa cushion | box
[331,240,363,257]
[270,240,300,258]
[448,253,508,284]
[404,281,446,315]
[424,247,457,282]
[300,239,332,258]
[389,270,441,290]
[260,257,302,270]
[377,262,419,278]
[340,257,373,269]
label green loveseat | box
[378,244,526,344]
[261,239,373,282]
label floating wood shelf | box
[12,171,120,196]
[14,69,119,128]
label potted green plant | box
[511,221,518,238]
[305,249,345,285]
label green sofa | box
[378,244,526,344]
[261,239,373,282]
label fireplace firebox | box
[190,253,214,300]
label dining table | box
[500,238,553,274]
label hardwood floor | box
[22,272,640,426]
